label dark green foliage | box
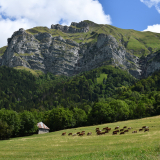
[0,109,20,137]
[0,66,37,111]
[0,109,39,138]
[109,100,129,120]
[0,66,69,111]
[89,102,113,124]
[45,108,74,131]
[0,65,136,111]
[115,70,160,118]
[33,65,136,110]
[19,111,37,136]
[0,120,13,140]
[72,108,87,127]
[0,109,43,139]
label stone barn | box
[37,122,50,134]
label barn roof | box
[37,122,50,130]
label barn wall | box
[38,129,49,134]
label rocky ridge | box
[51,21,90,33]
[1,20,160,79]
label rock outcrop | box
[139,50,160,78]
[1,24,141,78]
[51,21,89,33]
[2,28,45,71]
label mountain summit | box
[1,20,160,79]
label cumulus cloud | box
[143,24,160,33]
[140,0,160,13]
[0,0,111,48]
[140,1,160,33]
[0,17,34,48]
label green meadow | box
[0,115,160,160]
[97,73,108,84]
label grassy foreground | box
[0,116,160,160]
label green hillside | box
[0,65,136,112]
[1,64,160,140]
[1,64,160,130]
[0,115,159,160]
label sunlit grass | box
[97,73,108,84]
[0,115,160,159]
[14,66,44,77]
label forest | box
[0,65,160,139]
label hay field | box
[0,115,160,160]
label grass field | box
[0,116,160,160]
[97,73,108,84]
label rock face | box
[139,50,160,78]
[76,34,141,78]
[51,21,89,33]
[1,22,143,78]
[2,28,45,71]
[4,21,159,79]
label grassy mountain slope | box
[0,115,159,159]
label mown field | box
[0,116,160,160]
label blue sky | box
[99,0,160,31]
[0,0,160,48]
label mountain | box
[1,20,160,79]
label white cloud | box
[140,0,160,13]
[0,17,34,48]
[140,1,160,33]
[143,24,160,33]
[0,0,111,48]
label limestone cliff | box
[1,20,160,79]
[139,50,160,78]
[51,21,90,33]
